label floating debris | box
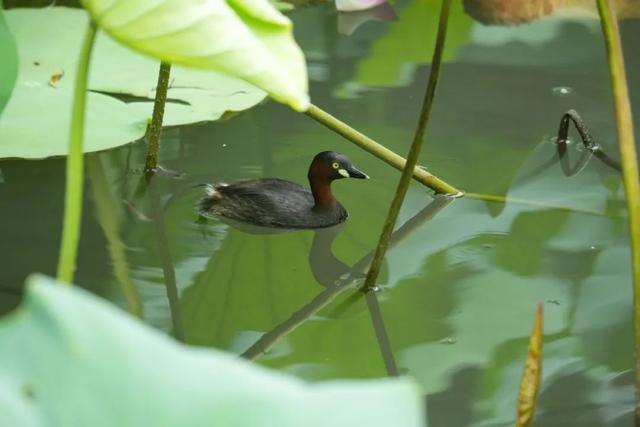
[551,86,575,96]
[48,71,64,88]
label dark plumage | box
[199,151,368,229]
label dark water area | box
[1,0,639,425]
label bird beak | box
[345,165,369,179]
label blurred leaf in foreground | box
[81,0,310,110]
[0,274,423,427]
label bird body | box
[199,151,367,229]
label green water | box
[1,1,639,425]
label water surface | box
[1,1,639,425]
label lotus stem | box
[144,62,171,173]
[360,0,452,293]
[304,104,460,196]
[56,19,97,283]
[596,1,640,423]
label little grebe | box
[199,151,368,229]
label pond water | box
[1,0,639,425]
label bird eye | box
[332,162,340,169]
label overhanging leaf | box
[81,0,310,111]
[0,275,423,427]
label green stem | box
[360,0,452,292]
[596,1,640,423]
[56,20,97,284]
[305,104,460,195]
[144,62,171,173]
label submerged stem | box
[144,62,171,173]
[56,20,97,283]
[596,1,640,423]
[149,177,185,341]
[87,155,144,318]
[360,0,452,292]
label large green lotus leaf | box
[0,8,267,159]
[0,9,18,117]
[0,8,146,159]
[90,31,267,127]
[0,275,423,427]
[0,87,148,159]
[345,0,472,89]
[81,0,309,111]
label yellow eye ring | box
[332,162,340,169]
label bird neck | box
[308,174,335,208]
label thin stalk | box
[361,0,452,292]
[596,1,640,423]
[305,104,460,195]
[144,62,171,173]
[56,20,97,283]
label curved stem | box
[556,109,621,172]
[556,109,597,149]
[56,20,97,283]
[596,1,640,423]
[361,0,452,293]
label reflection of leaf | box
[0,275,424,427]
[180,228,321,349]
[347,0,471,88]
[457,15,603,66]
[0,8,266,159]
[81,0,309,111]
[0,9,17,116]
[516,304,543,427]
[573,245,633,370]
[493,210,569,276]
